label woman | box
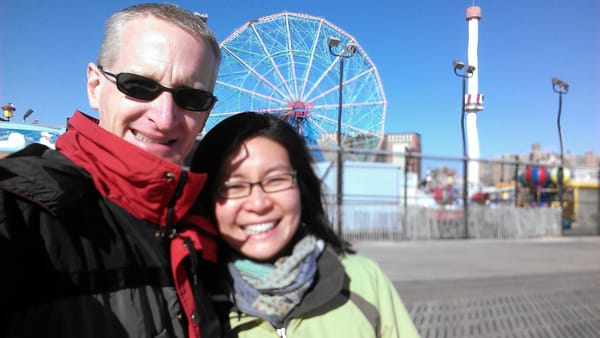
[191,112,419,338]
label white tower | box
[465,5,484,193]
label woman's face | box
[214,136,301,261]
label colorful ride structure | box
[205,12,386,161]
[0,102,64,156]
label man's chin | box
[133,141,182,164]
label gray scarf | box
[227,235,325,327]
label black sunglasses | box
[97,65,217,112]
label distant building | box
[315,131,422,182]
[481,143,599,186]
[379,133,422,182]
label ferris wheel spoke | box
[250,25,295,99]
[307,83,339,104]
[259,107,291,114]
[306,111,338,127]
[309,108,383,137]
[344,100,386,108]
[302,58,340,102]
[304,116,336,142]
[208,111,242,118]
[217,81,287,105]
[240,106,291,115]
[308,70,385,113]
[310,101,384,115]
[308,93,384,116]
[283,15,301,99]
[222,45,290,100]
[304,57,373,103]
[299,23,322,99]
[343,67,375,88]
[343,122,382,138]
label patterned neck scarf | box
[227,235,325,327]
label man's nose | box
[147,91,179,131]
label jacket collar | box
[56,111,207,226]
[227,247,348,328]
[289,247,348,317]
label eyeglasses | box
[97,65,217,112]
[217,172,297,199]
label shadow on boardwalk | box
[353,236,600,337]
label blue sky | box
[1,0,598,159]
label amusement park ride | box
[204,12,386,161]
[0,103,64,156]
[517,165,575,227]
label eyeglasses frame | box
[217,171,298,199]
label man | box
[0,4,221,338]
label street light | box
[23,109,34,123]
[453,60,475,238]
[328,36,356,237]
[552,77,569,232]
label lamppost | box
[453,60,475,238]
[328,36,357,237]
[552,77,569,233]
[403,146,410,241]
[23,109,34,123]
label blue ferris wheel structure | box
[205,12,386,161]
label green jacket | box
[225,248,420,338]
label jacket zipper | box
[156,171,187,239]
[166,171,187,229]
[276,327,287,338]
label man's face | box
[87,16,219,164]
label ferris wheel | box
[206,12,386,161]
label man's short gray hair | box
[97,3,221,67]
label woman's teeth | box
[244,222,275,234]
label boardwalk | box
[353,236,600,337]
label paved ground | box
[353,236,600,337]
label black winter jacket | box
[0,112,219,338]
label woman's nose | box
[243,184,274,211]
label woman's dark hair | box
[190,112,353,255]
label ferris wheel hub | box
[287,101,313,118]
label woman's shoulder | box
[339,253,381,270]
[338,254,388,282]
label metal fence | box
[313,146,600,241]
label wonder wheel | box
[205,12,386,161]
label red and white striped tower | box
[465,5,484,193]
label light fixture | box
[552,77,569,92]
[327,36,341,48]
[452,60,465,70]
[345,42,357,54]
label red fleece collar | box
[55,111,207,226]
[56,111,217,338]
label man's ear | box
[87,63,101,110]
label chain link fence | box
[312,146,600,241]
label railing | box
[312,145,600,241]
